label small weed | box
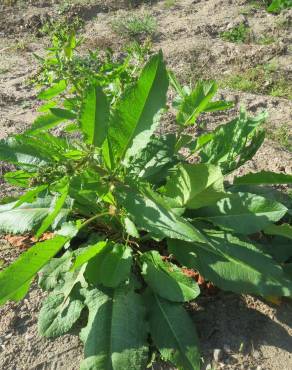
[112,13,157,40]
[257,34,276,45]
[220,23,250,43]
[268,124,292,151]
[220,61,292,100]
[164,0,176,8]
[275,17,291,29]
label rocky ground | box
[0,0,291,369]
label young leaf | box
[0,235,69,306]
[147,292,200,370]
[14,184,48,208]
[108,52,169,163]
[80,283,148,370]
[117,187,207,243]
[38,80,67,100]
[195,192,287,234]
[85,244,133,288]
[168,230,292,297]
[176,80,217,125]
[141,251,200,302]
[164,163,225,209]
[80,85,109,147]
[4,170,33,187]
[234,171,292,185]
[50,108,76,120]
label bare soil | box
[0,1,291,369]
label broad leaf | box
[199,109,267,173]
[127,134,177,185]
[71,240,108,271]
[38,266,86,338]
[80,86,109,147]
[0,235,69,305]
[117,187,207,243]
[168,230,292,297]
[141,251,200,302]
[80,283,148,370]
[108,52,168,163]
[195,192,287,234]
[264,224,292,240]
[39,251,72,291]
[85,244,133,288]
[234,171,292,185]
[0,196,71,234]
[164,163,225,209]
[147,292,200,370]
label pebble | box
[213,348,223,362]
[253,350,261,359]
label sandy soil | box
[0,1,291,369]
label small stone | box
[206,364,212,370]
[223,344,231,353]
[256,366,262,370]
[213,348,223,362]
[253,350,261,359]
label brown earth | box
[0,0,291,369]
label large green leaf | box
[141,251,200,302]
[39,251,73,291]
[264,224,292,240]
[196,192,287,234]
[0,137,49,167]
[168,230,292,297]
[38,266,86,338]
[0,235,69,306]
[108,52,168,164]
[199,109,267,173]
[117,187,207,243]
[85,244,133,288]
[0,196,71,234]
[127,134,177,185]
[147,292,200,370]
[80,85,109,147]
[164,163,225,209]
[80,283,148,370]
[71,240,108,271]
[234,171,292,185]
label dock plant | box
[0,45,292,370]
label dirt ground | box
[0,0,291,369]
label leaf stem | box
[80,212,110,229]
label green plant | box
[220,62,292,100]
[267,0,292,12]
[112,13,157,40]
[1,48,292,370]
[268,123,292,151]
[220,23,250,43]
[164,0,176,8]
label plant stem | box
[80,212,110,229]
